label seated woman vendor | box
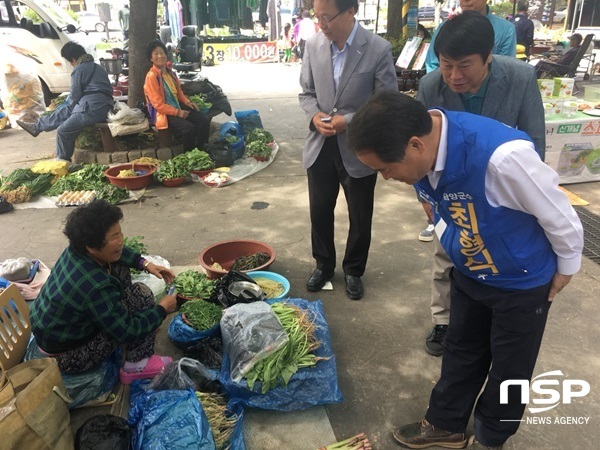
[144,39,210,152]
[30,200,178,384]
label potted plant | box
[155,157,189,187]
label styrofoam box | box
[584,86,600,103]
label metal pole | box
[375,0,380,34]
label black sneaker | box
[16,120,40,137]
[426,324,448,356]
[392,419,467,449]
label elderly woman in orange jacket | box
[144,40,210,151]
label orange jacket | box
[144,65,191,130]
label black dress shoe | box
[16,120,40,137]
[345,275,364,300]
[306,269,334,292]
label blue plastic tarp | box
[219,298,343,411]
[129,387,216,450]
[168,313,220,348]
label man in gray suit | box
[416,11,545,356]
[299,0,397,300]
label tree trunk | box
[128,0,158,108]
[387,0,403,40]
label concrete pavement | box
[1,62,600,449]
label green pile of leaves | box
[180,300,222,331]
[185,149,215,171]
[75,128,160,151]
[246,128,274,145]
[188,94,213,111]
[245,141,272,159]
[124,235,148,274]
[0,169,54,204]
[155,155,190,181]
[174,270,217,300]
[46,164,128,204]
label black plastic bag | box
[181,78,232,116]
[183,336,223,370]
[208,270,265,308]
[75,414,132,450]
[205,141,234,167]
[148,357,221,393]
[0,195,14,214]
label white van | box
[0,0,96,104]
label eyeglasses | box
[316,9,345,25]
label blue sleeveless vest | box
[416,110,556,290]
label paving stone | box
[73,149,97,164]
[157,147,173,161]
[128,150,142,161]
[141,148,157,159]
[96,152,112,165]
[112,151,129,163]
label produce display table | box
[545,112,600,184]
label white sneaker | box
[418,223,435,242]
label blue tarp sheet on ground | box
[219,298,343,411]
[168,313,220,348]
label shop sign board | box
[203,41,278,64]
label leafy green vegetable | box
[46,164,109,196]
[124,235,148,255]
[245,141,272,159]
[180,300,222,331]
[96,184,129,204]
[23,173,54,196]
[0,169,38,192]
[186,149,215,171]
[175,270,216,300]
[155,156,189,181]
[188,94,213,111]
[246,128,274,145]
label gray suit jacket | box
[416,55,546,160]
[299,24,398,177]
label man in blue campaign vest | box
[415,12,545,356]
[347,92,583,450]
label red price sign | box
[203,42,278,64]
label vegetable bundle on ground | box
[155,155,189,181]
[180,300,223,331]
[195,391,240,450]
[175,270,217,300]
[244,302,326,394]
[246,128,274,145]
[45,164,111,196]
[0,169,54,203]
[186,149,215,171]
[244,141,272,160]
[319,433,372,450]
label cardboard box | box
[545,96,564,115]
[553,78,575,97]
[537,79,555,98]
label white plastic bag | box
[131,255,170,300]
[107,100,147,125]
[0,257,32,281]
[1,50,46,122]
[220,302,289,382]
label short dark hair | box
[570,33,583,46]
[64,199,123,255]
[348,91,433,163]
[335,0,359,13]
[434,10,494,62]
[146,39,168,62]
[60,42,86,61]
[517,1,528,12]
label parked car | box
[77,11,120,33]
[418,6,449,22]
[553,6,567,23]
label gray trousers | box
[37,103,111,161]
[431,232,452,325]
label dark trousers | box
[307,137,377,276]
[425,268,552,447]
[166,107,210,151]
